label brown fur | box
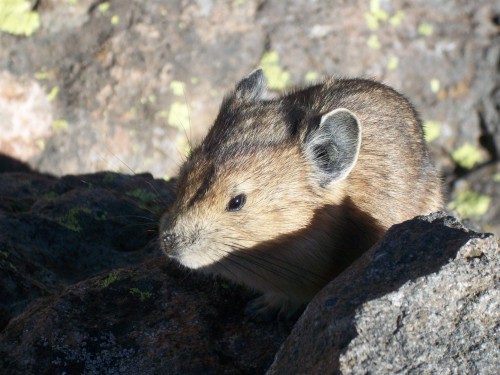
[159,71,442,316]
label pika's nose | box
[161,232,179,250]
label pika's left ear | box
[304,108,361,187]
[234,68,267,101]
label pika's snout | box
[161,232,179,253]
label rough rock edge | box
[267,212,499,374]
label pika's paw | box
[245,294,305,322]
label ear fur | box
[234,68,267,101]
[305,108,361,187]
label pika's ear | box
[304,108,361,187]
[234,68,267,101]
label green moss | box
[103,171,118,184]
[0,251,17,272]
[493,173,500,182]
[129,287,153,301]
[448,190,491,218]
[110,15,120,25]
[0,0,40,36]
[451,143,483,169]
[259,51,290,90]
[127,189,157,205]
[98,270,124,288]
[43,191,59,200]
[55,207,92,232]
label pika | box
[159,69,442,317]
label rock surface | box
[267,212,499,374]
[0,166,292,375]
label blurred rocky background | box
[1,0,499,234]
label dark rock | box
[267,212,499,374]
[0,171,291,374]
[1,258,290,375]
[0,171,173,329]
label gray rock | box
[267,212,499,374]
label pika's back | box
[192,75,440,224]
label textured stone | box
[267,212,499,374]
[0,166,291,375]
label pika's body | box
[160,69,442,315]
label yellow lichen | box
[387,56,399,71]
[418,23,433,37]
[448,190,491,218]
[259,51,290,90]
[304,71,319,83]
[367,34,381,50]
[36,139,46,151]
[430,78,440,93]
[52,119,69,132]
[47,86,59,102]
[170,80,186,96]
[98,2,110,13]
[423,120,440,142]
[0,0,40,36]
[176,136,191,157]
[167,102,190,129]
[451,143,483,169]
[389,10,405,26]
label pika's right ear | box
[304,108,361,187]
[234,68,267,101]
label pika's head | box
[159,70,361,277]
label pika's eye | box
[227,194,246,212]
